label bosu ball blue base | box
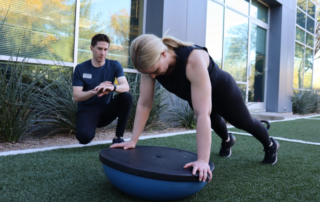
[99,146,214,201]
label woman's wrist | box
[197,158,208,163]
[130,137,139,144]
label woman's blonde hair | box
[130,34,193,71]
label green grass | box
[310,116,320,119]
[229,119,320,142]
[0,119,320,201]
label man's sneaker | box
[262,138,279,164]
[112,136,124,144]
[219,133,236,157]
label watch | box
[113,84,117,92]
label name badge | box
[83,73,92,79]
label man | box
[72,34,132,144]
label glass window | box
[206,0,224,68]
[313,51,320,89]
[296,27,306,44]
[0,0,76,62]
[304,48,313,89]
[306,16,315,34]
[249,24,267,102]
[307,0,316,19]
[306,33,314,47]
[0,61,73,84]
[250,0,268,24]
[293,43,305,89]
[223,9,248,82]
[78,0,144,68]
[297,0,307,11]
[237,84,247,101]
[296,9,306,29]
[226,0,249,15]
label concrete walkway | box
[251,112,309,120]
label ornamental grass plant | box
[125,73,170,131]
[291,89,320,114]
[167,98,197,129]
[34,71,77,136]
[0,58,46,142]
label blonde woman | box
[111,34,279,182]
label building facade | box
[0,0,319,113]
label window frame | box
[293,0,316,91]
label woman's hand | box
[110,139,137,150]
[184,159,212,182]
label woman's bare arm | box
[184,49,212,182]
[110,73,155,148]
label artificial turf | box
[0,119,320,201]
[309,116,320,119]
[228,119,320,142]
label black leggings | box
[76,92,132,144]
[189,72,271,148]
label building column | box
[265,0,296,113]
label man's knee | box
[118,92,133,107]
[119,92,132,102]
[76,130,94,144]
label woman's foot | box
[262,138,279,164]
[219,133,236,157]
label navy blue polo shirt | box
[72,59,125,110]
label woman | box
[110,34,279,182]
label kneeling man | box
[72,34,132,144]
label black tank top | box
[156,45,226,101]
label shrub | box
[312,89,320,113]
[291,89,320,114]
[167,98,197,129]
[125,73,170,131]
[0,59,46,142]
[35,71,77,136]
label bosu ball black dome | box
[99,146,214,201]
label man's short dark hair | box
[91,34,110,47]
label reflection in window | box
[0,0,76,62]
[296,27,306,44]
[237,83,247,101]
[296,9,306,29]
[293,43,305,89]
[297,0,307,11]
[306,16,314,34]
[304,48,313,89]
[251,0,268,24]
[223,9,248,82]
[0,61,73,84]
[307,0,316,19]
[313,51,320,89]
[78,0,144,68]
[225,0,249,15]
[249,25,266,102]
[306,33,314,47]
[206,0,224,68]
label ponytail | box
[162,35,193,49]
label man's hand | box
[93,81,114,97]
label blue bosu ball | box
[99,146,214,201]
